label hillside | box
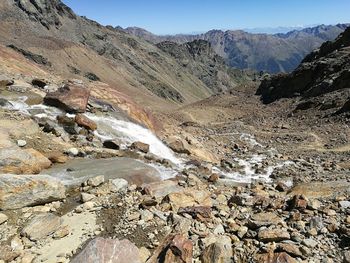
[257,26,350,115]
[125,24,349,73]
[0,0,250,113]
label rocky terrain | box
[125,24,349,73]
[0,1,349,263]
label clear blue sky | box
[62,0,350,35]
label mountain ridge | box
[124,24,349,73]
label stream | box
[2,93,293,185]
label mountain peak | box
[14,0,76,29]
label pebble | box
[17,139,27,147]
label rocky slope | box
[257,26,350,115]
[125,24,349,73]
[0,0,251,112]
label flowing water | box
[2,94,293,184]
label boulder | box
[166,188,212,212]
[71,237,142,263]
[75,114,97,131]
[0,148,52,174]
[44,81,90,113]
[201,239,232,263]
[0,174,66,210]
[31,78,47,88]
[103,140,120,150]
[168,137,191,154]
[45,151,68,164]
[248,212,283,229]
[258,228,290,243]
[110,178,129,193]
[21,214,62,241]
[255,252,297,263]
[147,235,192,263]
[143,180,182,198]
[131,141,150,153]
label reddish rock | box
[167,137,191,154]
[208,173,219,183]
[147,235,193,263]
[71,237,141,263]
[44,81,90,113]
[130,141,150,153]
[178,206,212,219]
[288,195,308,210]
[75,114,97,130]
[255,252,297,263]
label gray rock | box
[110,178,128,193]
[302,238,318,248]
[339,201,350,209]
[87,175,105,187]
[71,237,141,263]
[201,237,232,263]
[258,228,290,243]
[0,213,8,224]
[343,250,350,263]
[67,147,79,156]
[0,174,66,210]
[21,214,62,241]
[17,140,27,147]
[81,193,95,203]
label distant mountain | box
[124,24,349,73]
[0,0,252,110]
[257,26,350,114]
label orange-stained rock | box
[75,114,97,130]
[44,80,90,113]
[255,252,297,263]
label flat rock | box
[255,252,297,263]
[258,228,290,243]
[0,174,66,210]
[44,81,90,113]
[22,214,63,241]
[201,238,232,263]
[289,181,350,199]
[167,136,191,154]
[0,213,8,224]
[75,114,97,130]
[248,212,283,229]
[166,188,212,212]
[71,237,141,263]
[0,147,52,174]
[143,180,181,198]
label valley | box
[0,0,349,263]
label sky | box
[61,0,350,35]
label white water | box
[86,114,182,165]
[3,96,294,183]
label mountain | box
[257,26,350,114]
[124,24,349,73]
[0,0,251,112]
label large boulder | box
[167,136,191,154]
[166,188,212,212]
[71,237,141,263]
[0,174,66,210]
[0,148,52,174]
[44,81,90,113]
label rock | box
[346,216,350,224]
[81,193,95,203]
[44,81,90,113]
[302,238,318,248]
[0,75,14,86]
[0,148,51,174]
[201,238,232,263]
[339,200,350,209]
[276,182,289,192]
[168,137,191,154]
[344,250,350,263]
[277,243,303,258]
[75,114,97,131]
[103,140,120,150]
[166,188,212,212]
[148,235,192,263]
[208,173,219,183]
[0,174,66,210]
[87,175,105,187]
[53,226,70,239]
[0,213,8,224]
[143,180,182,198]
[21,214,63,241]
[288,195,308,210]
[258,228,290,242]
[45,151,68,164]
[17,139,27,147]
[110,178,129,193]
[178,206,212,219]
[32,78,47,88]
[308,199,322,210]
[140,210,154,222]
[0,98,12,107]
[71,237,141,263]
[130,141,150,153]
[0,245,20,262]
[57,115,78,134]
[256,252,297,263]
[248,212,283,229]
[139,247,151,263]
[67,147,79,156]
[213,224,225,235]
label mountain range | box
[124,24,349,73]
